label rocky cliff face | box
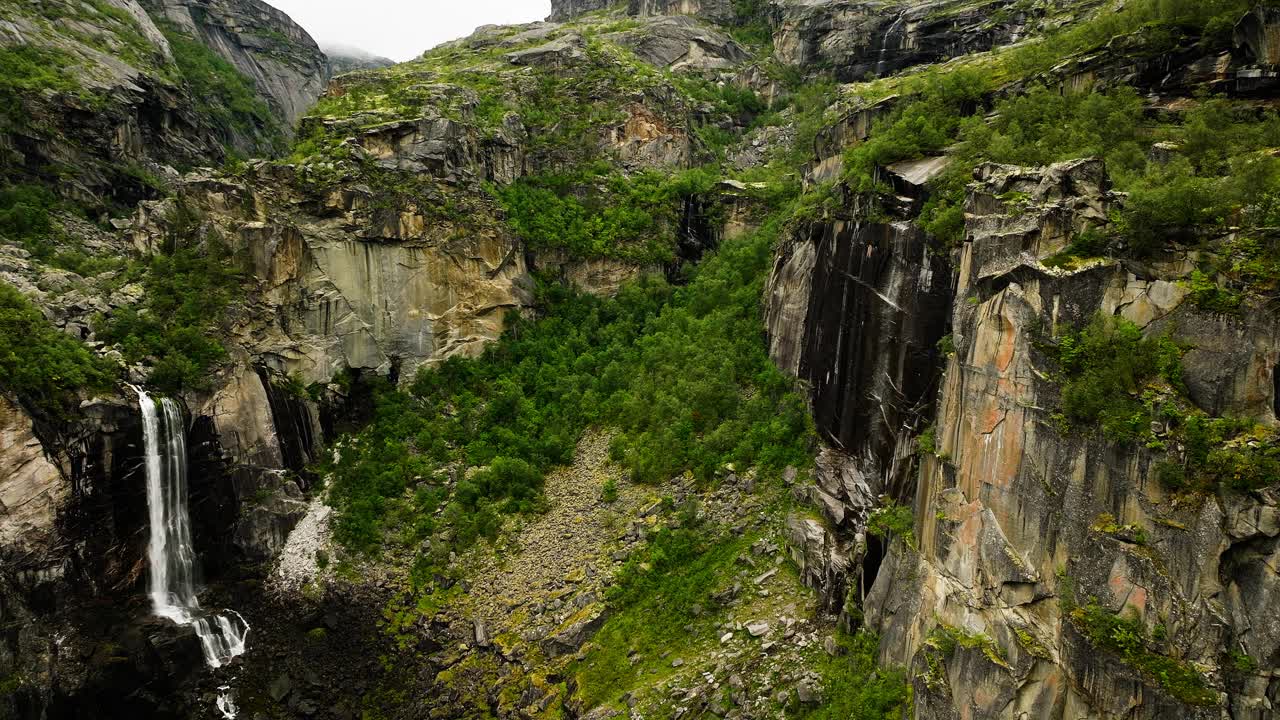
[322,44,394,75]
[770,0,1037,82]
[552,0,736,24]
[0,0,327,205]
[0,1,333,715]
[140,0,329,128]
[758,5,1280,720]
[766,189,954,609]
[845,155,1279,720]
[6,0,1280,719]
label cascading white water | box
[876,13,908,77]
[135,387,248,716]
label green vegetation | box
[1049,315,1279,492]
[0,184,60,251]
[728,0,773,48]
[160,24,282,152]
[793,630,912,720]
[0,185,122,276]
[494,165,718,261]
[1186,234,1280,312]
[927,86,1280,251]
[867,500,916,550]
[96,204,242,393]
[915,425,937,456]
[323,213,814,571]
[997,0,1252,82]
[1053,315,1183,444]
[0,45,82,120]
[841,67,991,194]
[600,477,618,503]
[1155,416,1280,493]
[1090,512,1149,544]
[920,622,1008,690]
[306,32,664,154]
[572,522,746,708]
[928,623,1009,668]
[1227,649,1259,675]
[0,283,115,420]
[1013,627,1052,660]
[1065,596,1217,706]
[832,1,1280,256]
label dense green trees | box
[0,283,115,419]
[0,185,59,252]
[1054,315,1184,443]
[96,216,242,393]
[324,214,814,571]
[494,166,719,261]
[842,67,991,194]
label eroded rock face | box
[0,0,216,199]
[768,217,951,457]
[0,396,64,556]
[0,0,326,207]
[629,0,736,25]
[767,185,953,617]
[140,0,329,127]
[606,15,750,72]
[772,0,1033,81]
[860,158,1280,719]
[550,0,735,23]
[1235,6,1280,93]
[138,165,535,384]
[548,0,615,22]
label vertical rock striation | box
[767,188,954,609]
[139,0,329,128]
[858,159,1280,719]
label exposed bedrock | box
[771,0,1037,83]
[0,0,328,206]
[767,218,951,462]
[766,186,954,610]
[858,158,1280,719]
[138,0,329,128]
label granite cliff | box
[2,0,1280,719]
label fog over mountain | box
[269,0,552,60]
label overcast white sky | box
[268,0,552,62]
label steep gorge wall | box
[768,155,1280,718]
[862,159,1280,720]
[767,210,953,611]
[752,2,1280,716]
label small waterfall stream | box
[136,387,249,717]
[875,13,908,77]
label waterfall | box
[135,387,248,715]
[876,13,908,77]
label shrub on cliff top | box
[0,283,115,420]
